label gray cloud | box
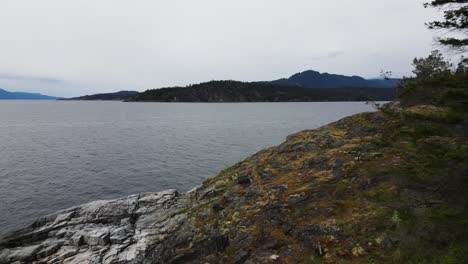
[0,0,440,97]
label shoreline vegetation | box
[127,81,395,103]
[65,81,396,102]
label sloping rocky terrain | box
[1,103,466,263]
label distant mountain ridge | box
[270,70,400,88]
[64,91,139,101]
[63,70,400,102]
[0,88,58,100]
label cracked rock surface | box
[0,190,189,264]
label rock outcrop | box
[1,105,466,263]
[0,190,191,263]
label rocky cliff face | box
[1,104,466,263]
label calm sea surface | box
[0,101,375,234]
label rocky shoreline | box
[0,183,256,263]
[1,105,466,263]
[0,190,189,263]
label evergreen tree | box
[456,56,468,75]
[412,50,452,78]
[425,0,468,50]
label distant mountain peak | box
[271,70,398,89]
[298,70,320,75]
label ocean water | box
[0,101,375,234]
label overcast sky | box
[0,0,440,97]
